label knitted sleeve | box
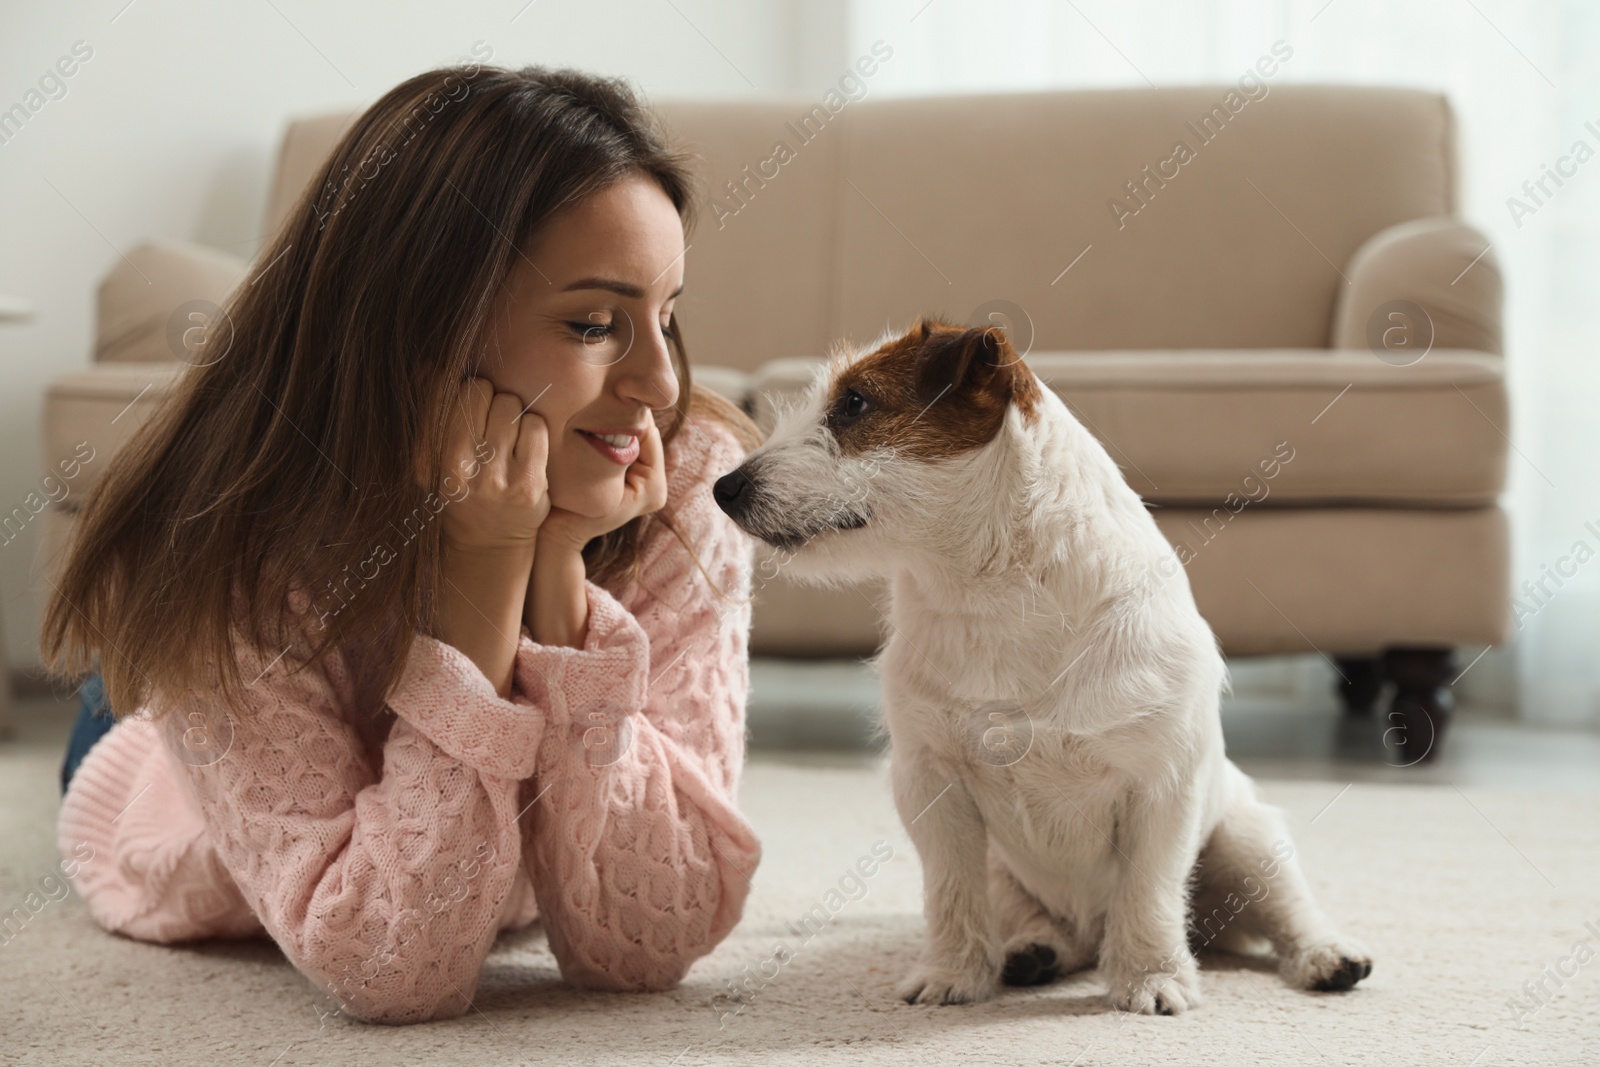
[161,630,548,1025]
[515,413,762,991]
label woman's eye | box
[660,320,678,342]
[568,320,615,342]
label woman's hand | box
[535,408,669,554]
[428,376,552,553]
[421,376,551,696]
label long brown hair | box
[40,64,761,723]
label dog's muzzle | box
[712,466,756,521]
[713,462,870,550]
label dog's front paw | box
[895,959,997,1005]
[1002,941,1063,986]
[1283,939,1373,992]
[1106,954,1201,1016]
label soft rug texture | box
[5,741,1596,1066]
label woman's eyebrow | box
[561,276,685,300]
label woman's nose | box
[616,321,679,409]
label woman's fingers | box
[629,410,669,515]
[482,389,529,483]
[436,376,552,551]
[497,391,551,525]
[510,394,550,472]
[637,408,664,469]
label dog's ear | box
[913,324,1025,407]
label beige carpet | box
[5,732,1597,1065]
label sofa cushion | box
[743,504,1509,658]
[96,241,248,364]
[747,348,1507,507]
[1156,504,1511,653]
[747,575,888,657]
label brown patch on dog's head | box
[824,317,1042,459]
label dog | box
[712,318,1371,1015]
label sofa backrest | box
[264,84,1456,373]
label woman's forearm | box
[436,542,536,698]
[526,540,590,649]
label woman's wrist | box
[437,539,537,699]
[525,537,589,649]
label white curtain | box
[844,0,1599,727]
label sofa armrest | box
[34,362,189,610]
[1331,216,1503,357]
[1331,217,1504,358]
[41,362,190,506]
[96,239,248,363]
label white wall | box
[0,0,821,673]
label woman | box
[42,63,764,1025]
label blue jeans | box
[60,673,116,796]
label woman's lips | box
[577,429,640,465]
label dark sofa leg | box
[1380,647,1457,765]
[1333,657,1385,716]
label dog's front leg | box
[1100,783,1205,1016]
[890,746,998,1005]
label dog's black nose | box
[712,467,755,517]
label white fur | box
[730,341,1372,1014]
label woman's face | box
[478,173,684,519]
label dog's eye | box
[831,388,873,425]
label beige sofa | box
[39,84,1507,760]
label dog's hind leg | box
[1199,764,1373,993]
[990,848,1096,986]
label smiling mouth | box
[584,431,635,448]
[576,429,641,465]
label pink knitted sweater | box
[56,413,762,1025]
